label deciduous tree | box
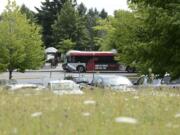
[0,0,44,79]
[128,0,180,78]
[20,4,36,23]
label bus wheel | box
[77,66,85,73]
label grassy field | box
[0,87,179,135]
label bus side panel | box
[107,64,119,70]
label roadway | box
[0,63,138,86]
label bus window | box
[75,56,92,63]
[67,56,71,62]
[72,56,75,63]
[67,56,76,63]
[96,56,117,64]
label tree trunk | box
[9,70,13,80]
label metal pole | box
[92,52,95,81]
[50,71,52,78]
[64,71,66,79]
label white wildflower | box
[166,122,172,128]
[169,93,177,97]
[164,107,169,111]
[166,123,179,129]
[83,100,96,105]
[124,98,128,101]
[82,112,91,117]
[31,112,42,117]
[173,125,179,128]
[115,117,138,124]
[59,122,63,127]
[133,96,139,99]
[12,128,18,134]
[175,113,180,118]
[24,94,32,97]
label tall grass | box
[0,87,179,135]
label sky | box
[0,0,129,15]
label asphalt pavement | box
[0,63,138,86]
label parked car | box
[134,75,162,87]
[91,75,133,90]
[64,75,90,84]
[161,75,180,88]
[62,63,76,72]
[6,84,45,90]
[64,75,91,89]
[48,80,83,95]
[0,79,18,89]
[134,75,180,89]
[0,79,17,86]
[73,76,89,84]
[72,76,92,89]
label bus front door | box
[87,59,95,71]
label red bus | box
[62,50,135,72]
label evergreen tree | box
[77,3,87,16]
[99,9,108,19]
[86,8,100,50]
[20,4,35,23]
[52,1,88,52]
[86,8,109,50]
[35,0,69,48]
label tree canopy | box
[52,0,88,52]
[98,0,180,78]
[20,4,36,23]
[128,0,180,78]
[35,0,70,48]
[0,0,44,79]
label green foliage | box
[0,0,44,79]
[20,4,36,23]
[76,6,109,51]
[98,1,180,79]
[99,9,108,19]
[128,0,180,78]
[93,17,114,50]
[86,8,102,50]
[129,0,179,8]
[36,0,68,48]
[111,10,143,65]
[52,0,88,51]
[77,3,87,16]
[58,39,75,53]
[36,0,108,51]
[96,10,142,68]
